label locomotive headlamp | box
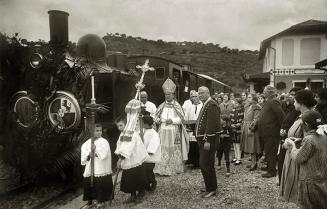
[29,53,44,69]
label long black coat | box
[258,98,285,138]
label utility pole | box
[268,46,276,87]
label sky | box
[1,0,327,50]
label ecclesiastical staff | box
[135,59,155,140]
[111,59,154,200]
[89,72,96,187]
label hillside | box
[102,33,263,90]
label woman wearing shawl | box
[154,78,188,176]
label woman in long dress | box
[279,89,316,203]
[241,93,261,170]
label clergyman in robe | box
[154,78,188,176]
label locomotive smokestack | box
[48,10,69,49]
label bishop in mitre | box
[154,78,188,175]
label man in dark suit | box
[196,86,221,198]
[258,85,285,178]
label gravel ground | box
[109,158,300,209]
[0,157,300,209]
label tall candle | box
[91,76,95,103]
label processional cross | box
[134,59,155,99]
[111,60,155,200]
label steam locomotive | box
[1,10,231,181]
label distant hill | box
[103,33,262,91]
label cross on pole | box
[135,59,155,88]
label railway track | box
[31,184,82,209]
[0,183,34,200]
[0,181,81,209]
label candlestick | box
[91,75,96,104]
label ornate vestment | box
[154,100,188,175]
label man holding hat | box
[196,86,221,198]
[258,85,285,178]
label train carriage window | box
[127,62,139,75]
[172,68,181,83]
[155,67,165,80]
[127,62,137,70]
[182,71,190,93]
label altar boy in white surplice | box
[154,78,188,176]
[114,99,148,204]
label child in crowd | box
[142,115,161,191]
[230,95,244,165]
[115,115,149,204]
[81,123,113,209]
[217,115,232,177]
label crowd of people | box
[80,78,327,209]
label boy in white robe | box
[142,115,161,191]
[115,115,148,204]
[81,124,113,209]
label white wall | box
[263,34,327,72]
